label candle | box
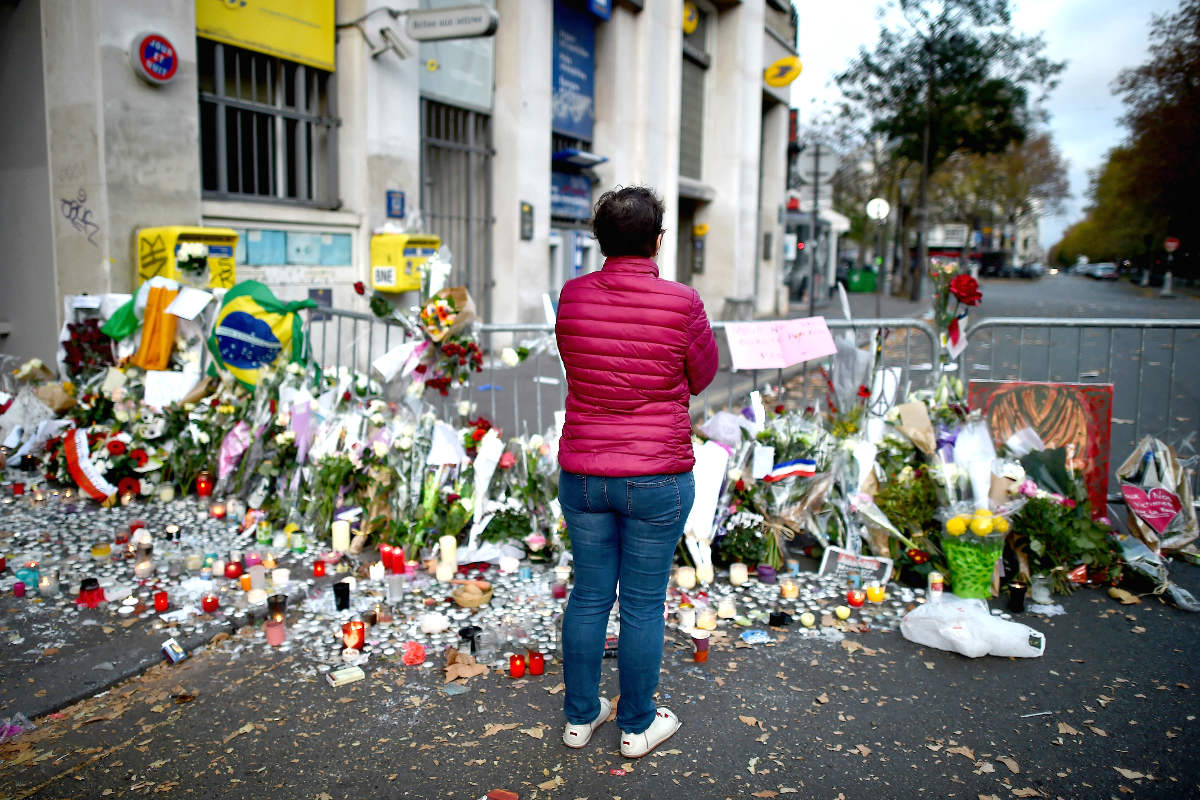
[229,549,243,565]
[164,523,180,540]
[290,533,306,554]
[201,593,220,613]
[313,560,327,578]
[333,581,351,610]
[508,653,526,678]
[0,554,6,572]
[209,503,227,520]
[498,555,519,574]
[331,520,351,553]
[154,591,169,613]
[865,583,886,603]
[846,589,866,608]
[675,566,697,590]
[551,582,568,599]
[271,568,290,588]
[369,561,385,581]
[554,564,571,584]
[262,553,277,570]
[91,542,112,561]
[265,620,286,646]
[249,565,266,591]
[341,620,366,650]
[780,578,799,600]
[211,558,226,577]
[38,575,58,597]
[373,602,394,624]
[157,484,175,503]
[195,471,214,497]
[134,560,154,579]
[756,564,777,584]
[729,562,748,586]
[716,596,737,618]
[695,607,718,630]
[185,552,203,571]
[267,593,288,622]
[12,482,25,496]
[119,492,134,507]
[246,588,267,606]
[928,571,945,602]
[435,562,455,583]
[390,547,406,574]
[438,534,457,566]
[240,575,253,592]
[678,605,697,630]
[528,651,545,676]
[224,561,243,580]
[691,630,710,663]
[696,563,714,585]
[387,574,405,602]
[244,552,262,568]
[14,581,25,598]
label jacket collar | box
[601,255,659,277]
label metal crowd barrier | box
[959,317,1200,499]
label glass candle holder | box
[265,620,286,647]
[154,591,169,613]
[201,593,220,614]
[675,566,697,590]
[341,620,365,650]
[729,562,749,586]
[195,471,214,497]
[267,593,288,623]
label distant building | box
[0,0,799,364]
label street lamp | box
[866,197,891,318]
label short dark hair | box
[591,186,665,258]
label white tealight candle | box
[272,532,288,549]
[249,565,266,591]
[499,555,519,574]
[331,521,351,553]
[675,566,697,590]
[368,561,385,581]
[246,588,267,606]
[158,484,175,503]
[695,607,718,630]
[717,597,737,618]
[435,561,455,583]
[134,560,154,579]
[729,562,749,587]
[185,552,204,571]
[678,605,697,630]
[696,563,714,585]
[211,558,226,577]
[38,575,58,597]
[271,568,290,588]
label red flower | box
[415,364,428,374]
[210,398,220,408]
[117,477,141,496]
[498,451,516,469]
[130,448,149,467]
[735,479,746,493]
[107,440,127,456]
[774,404,785,414]
[906,548,930,565]
[354,281,366,295]
[342,391,352,403]
[948,274,981,306]
[471,428,486,442]
[446,493,460,503]
[857,385,871,399]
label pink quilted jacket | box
[555,255,719,476]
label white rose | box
[501,347,520,367]
[528,434,544,451]
[372,440,389,458]
[275,412,291,427]
[114,408,130,423]
[197,431,210,444]
[457,401,472,417]
[370,413,385,426]
[396,435,413,451]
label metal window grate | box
[198,39,339,209]
[420,98,495,322]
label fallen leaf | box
[537,776,564,790]
[520,726,545,739]
[851,744,872,757]
[546,683,566,695]
[974,762,996,775]
[222,722,255,744]
[1089,726,1107,737]
[1108,587,1141,604]
[1113,767,1145,780]
[924,661,935,670]
[751,792,778,798]
[814,693,829,705]
[779,789,798,794]
[1057,722,1079,736]
[979,795,1001,800]
[1011,788,1042,797]
[841,641,863,656]
[946,745,976,760]
[997,756,1019,773]
[739,715,759,727]
[481,723,518,738]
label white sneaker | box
[620,707,681,758]
[562,697,611,748]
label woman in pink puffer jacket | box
[554,186,718,759]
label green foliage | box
[1013,495,1121,594]
[713,522,770,567]
[874,467,940,537]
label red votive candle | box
[154,591,169,613]
[224,561,243,580]
[509,653,526,678]
[201,593,219,613]
[128,520,146,535]
[341,620,365,650]
[0,555,6,573]
[313,560,326,578]
[12,483,25,497]
[552,582,568,600]
[195,471,213,498]
[846,589,867,608]
[379,544,394,572]
[209,503,227,520]
[528,651,545,676]
[14,581,26,598]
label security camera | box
[372,25,411,60]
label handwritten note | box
[724,317,837,371]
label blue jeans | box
[559,470,695,734]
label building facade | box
[0,0,798,365]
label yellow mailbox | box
[370,233,440,293]
[134,226,238,290]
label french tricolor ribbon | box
[63,428,118,500]
[761,458,818,483]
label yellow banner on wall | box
[196,0,335,72]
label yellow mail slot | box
[135,226,238,289]
[370,233,440,292]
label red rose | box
[107,440,127,456]
[774,404,785,414]
[735,479,746,492]
[498,451,516,469]
[471,428,486,442]
[342,391,352,402]
[210,398,220,408]
[446,493,460,503]
[130,448,149,467]
[117,477,141,496]
[415,364,428,374]
[857,385,871,399]
[948,274,981,306]
[354,281,366,296]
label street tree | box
[836,0,1064,297]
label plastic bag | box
[1116,436,1198,554]
[900,594,1045,658]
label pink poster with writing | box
[724,317,838,371]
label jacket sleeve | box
[685,290,719,396]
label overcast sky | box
[791,0,1178,250]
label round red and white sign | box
[1164,236,1180,253]
[131,32,178,85]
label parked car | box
[1016,262,1045,278]
[1088,262,1119,280]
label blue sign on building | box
[552,1,595,140]
[551,171,593,220]
[386,190,406,219]
[588,0,611,20]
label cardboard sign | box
[817,546,894,586]
[724,317,837,371]
[1120,484,1182,534]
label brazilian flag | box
[207,281,316,388]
